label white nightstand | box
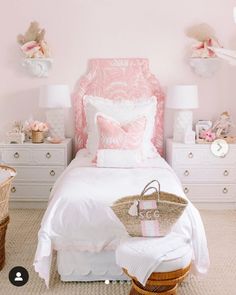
[0,139,72,208]
[166,138,236,209]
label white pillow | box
[96,149,142,168]
[83,95,157,158]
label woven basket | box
[0,165,16,222]
[0,216,9,270]
[112,180,188,237]
[32,131,44,143]
[0,165,16,270]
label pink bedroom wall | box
[0,0,236,145]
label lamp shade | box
[39,84,71,109]
[166,85,199,109]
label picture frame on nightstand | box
[195,120,212,143]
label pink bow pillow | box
[96,114,147,149]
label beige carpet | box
[0,209,236,295]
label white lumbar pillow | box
[83,95,158,158]
[96,149,143,168]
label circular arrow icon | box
[210,139,229,158]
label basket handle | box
[140,180,161,202]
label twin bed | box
[33,58,210,287]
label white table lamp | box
[166,85,199,142]
[39,85,71,139]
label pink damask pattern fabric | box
[72,58,165,155]
[97,115,146,150]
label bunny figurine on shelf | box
[212,112,234,138]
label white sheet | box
[34,149,210,287]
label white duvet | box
[34,150,210,287]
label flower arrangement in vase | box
[24,120,49,143]
[186,23,222,77]
[199,129,216,143]
[17,21,51,59]
[186,23,222,58]
[17,21,52,77]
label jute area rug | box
[0,209,235,295]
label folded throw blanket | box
[115,232,191,285]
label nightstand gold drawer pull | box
[14,152,20,159]
[50,170,55,176]
[11,187,16,193]
[184,187,189,194]
[188,152,193,159]
[223,170,229,176]
[49,187,53,192]
[223,187,228,194]
[46,152,51,159]
[184,170,190,176]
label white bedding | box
[34,149,210,287]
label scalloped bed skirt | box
[57,250,129,282]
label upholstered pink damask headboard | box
[72,58,165,155]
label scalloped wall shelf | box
[189,58,221,78]
[22,58,53,78]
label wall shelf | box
[189,58,221,78]
[22,58,53,78]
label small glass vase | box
[31,131,44,143]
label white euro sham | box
[83,95,158,158]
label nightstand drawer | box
[2,149,31,164]
[10,182,53,199]
[176,167,236,183]
[173,146,236,166]
[0,139,72,206]
[32,149,65,165]
[207,149,236,165]
[173,149,207,165]
[15,166,64,182]
[183,184,236,202]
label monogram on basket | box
[111,180,188,237]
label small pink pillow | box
[96,115,147,149]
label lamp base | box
[173,110,193,142]
[46,109,65,139]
